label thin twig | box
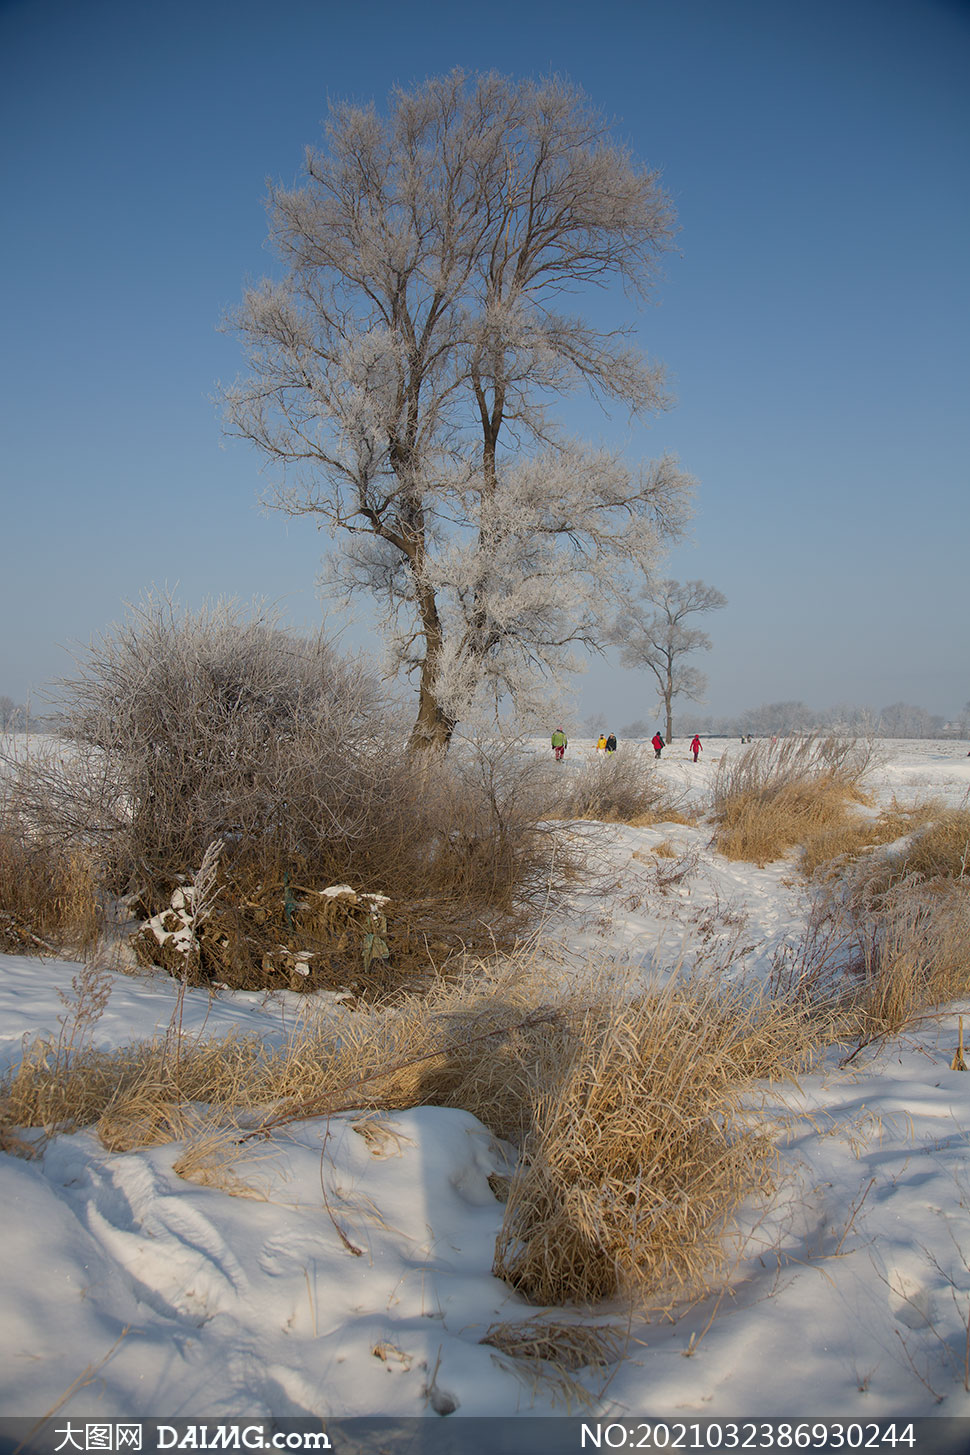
[318,1119,363,1257]
[834,1176,876,1256]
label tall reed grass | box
[711,736,872,866]
[0,810,101,956]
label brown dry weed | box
[711,736,873,867]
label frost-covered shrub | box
[4,600,567,978]
[11,597,402,906]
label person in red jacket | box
[690,734,702,763]
[651,732,665,759]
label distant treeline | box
[615,700,969,741]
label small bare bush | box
[28,595,397,901]
[711,736,872,866]
[552,747,689,826]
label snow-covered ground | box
[2,739,970,1426]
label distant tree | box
[611,578,726,743]
[0,696,26,731]
[741,701,816,737]
[225,70,693,751]
[877,702,939,738]
[819,702,877,736]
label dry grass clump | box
[849,882,970,1039]
[1,1026,275,1147]
[0,802,102,956]
[552,748,689,827]
[481,1317,624,1371]
[0,768,102,960]
[491,969,833,1307]
[0,837,101,957]
[481,1315,625,1403]
[784,801,970,1046]
[172,1130,272,1199]
[799,798,941,879]
[0,950,566,1151]
[711,736,873,866]
[856,806,970,899]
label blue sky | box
[1,0,967,725]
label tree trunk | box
[406,577,457,754]
[407,666,456,753]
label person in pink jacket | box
[690,734,702,763]
[651,732,665,759]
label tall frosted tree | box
[613,578,727,743]
[225,71,694,750]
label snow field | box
[1,738,970,1421]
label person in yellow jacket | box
[596,733,608,754]
[551,728,568,761]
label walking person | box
[551,727,568,762]
[596,733,608,754]
[605,732,617,755]
[651,731,665,759]
[690,734,702,763]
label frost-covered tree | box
[611,578,726,743]
[0,696,26,732]
[877,702,942,739]
[742,701,816,737]
[224,70,693,750]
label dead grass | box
[492,970,835,1307]
[799,798,942,878]
[851,882,970,1039]
[481,1317,624,1370]
[860,806,970,897]
[0,819,102,956]
[711,736,873,866]
[785,801,970,1046]
[172,1129,272,1199]
[1,1027,274,1147]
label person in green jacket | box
[551,728,568,762]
